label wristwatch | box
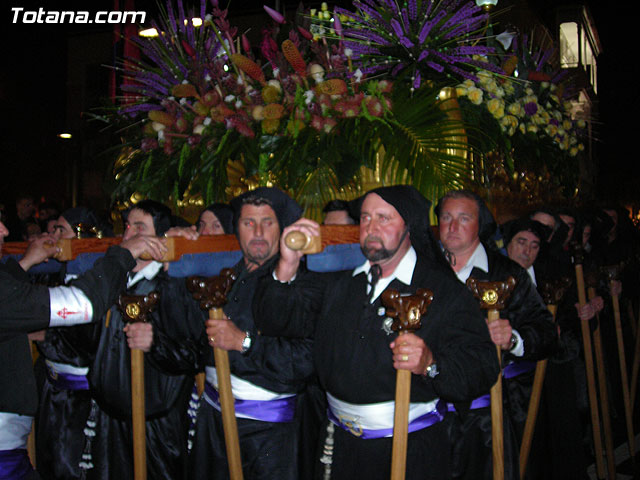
[508,333,518,351]
[241,331,252,354]
[425,363,439,378]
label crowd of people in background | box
[1,186,639,480]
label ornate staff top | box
[381,288,434,333]
[466,277,517,311]
[186,268,237,310]
[118,292,160,323]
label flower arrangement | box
[453,35,586,190]
[105,0,490,209]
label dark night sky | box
[1,0,637,211]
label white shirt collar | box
[127,261,163,288]
[453,242,488,283]
[353,246,417,302]
[526,265,537,286]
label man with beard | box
[0,218,165,479]
[177,187,314,479]
[256,185,499,479]
[437,191,557,480]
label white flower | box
[353,68,363,83]
[344,48,353,58]
[224,95,235,103]
[179,98,187,105]
[304,90,315,105]
[235,100,243,109]
[205,74,212,82]
[193,124,205,135]
[203,117,212,126]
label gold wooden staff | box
[585,276,616,480]
[573,248,606,480]
[519,276,572,479]
[602,264,635,464]
[466,276,517,480]
[118,291,160,480]
[630,300,640,408]
[187,269,243,480]
[381,289,434,480]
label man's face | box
[559,214,575,246]
[198,210,225,235]
[323,210,354,225]
[507,230,541,269]
[53,216,76,240]
[237,204,280,268]
[16,198,35,220]
[359,193,410,264]
[123,208,156,241]
[438,197,480,256]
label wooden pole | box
[209,307,243,480]
[487,309,505,480]
[610,281,636,462]
[130,348,147,480]
[575,264,606,479]
[519,304,555,479]
[588,286,615,480]
[390,332,411,480]
[629,301,640,408]
[381,288,433,480]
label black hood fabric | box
[200,203,235,234]
[231,187,302,231]
[361,185,435,258]
[61,207,113,238]
[502,218,546,247]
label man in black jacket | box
[437,190,557,480]
[0,219,165,479]
[256,185,499,480]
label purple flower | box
[524,102,538,116]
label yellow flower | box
[527,124,538,133]
[577,119,586,128]
[487,98,504,119]
[467,86,484,105]
[578,143,585,151]
[477,70,493,86]
[462,79,475,89]
[456,86,468,98]
[546,124,558,136]
[507,102,523,117]
[519,123,526,134]
[570,147,579,156]
[563,119,572,130]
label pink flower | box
[263,5,285,24]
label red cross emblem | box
[57,307,80,319]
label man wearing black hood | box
[44,200,197,480]
[436,190,557,480]
[256,185,499,479]
[171,187,315,480]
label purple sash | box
[328,401,446,439]
[447,394,491,412]
[502,361,536,379]
[46,366,89,391]
[0,449,32,480]
[204,382,296,423]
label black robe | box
[257,253,500,480]
[84,270,195,480]
[186,257,314,480]
[450,246,557,480]
[0,247,134,418]
[35,324,97,480]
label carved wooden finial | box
[466,276,517,311]
[538,276,572,306]
[118,292,160,323]
[381,288,434,333]
[186,268,237,310]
